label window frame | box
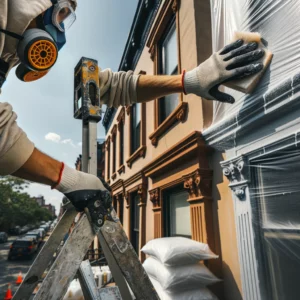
[117,107,126,175]
[126,71,147,169]
[147,0,188,147]
[105,136,111,183]
[111,124,117,180]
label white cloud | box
[61,139,76,148]
[45,133,78,148]
[45,132,61,143]
[78,142,82,147]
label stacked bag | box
[141,237,221,300]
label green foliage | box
[0,176,54,232]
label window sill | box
[111,173,117,180]
[118,165,125,175]
[126,145,147,168]
[149,102,188,147]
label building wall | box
[104,1,242,299]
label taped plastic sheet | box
[203,0,300,148]
[249,149,300,300]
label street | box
[0,236,42,299]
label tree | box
[0,176,54,232]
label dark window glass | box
[107,144,110,179]
[112,135,116,174]
[159,21,179,124]
[131,104,141,154]
[120,122,124,166]
[130,192,140,253]
[163,187,191,238]
[119,197,124,225]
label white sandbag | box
[63,279,84,300]
[141,237,218,266]
[150,277,219,300]
[143,257,221,292]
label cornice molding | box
[203,73,300,150]
[144,131,211,178]
[117,107,125,124]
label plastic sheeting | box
[250,150,300,300]
[203,1,300,300]
[203,0,300,143]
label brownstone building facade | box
[103,1,241,299]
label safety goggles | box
[51,0,76,32]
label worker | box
[0,0,265,211]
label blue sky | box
[2,0,138,214]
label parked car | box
[0,232,8,243]
[37,228,46,238]
[8,237,38,260]
[20,225,30,234]
[40,225,49,232]
[9,226,21,235]
[26,231,42,245]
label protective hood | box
[0,0,52,77]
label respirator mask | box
[0,0,76,83]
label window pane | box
[120,123,124,166]
[159,94,179,124]
[159,21,179,124]
[131,104,141,153]
[162,23,178,75]
[164,188,191,237]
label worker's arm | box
[13,148,111,211]
[100,39,264,107]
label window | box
[112,133,116,176]
[131,103,141,154]
[130,192,140,253]
[158,21,179,124]
[119,121,124,167]
[106,138,111,181]
[254,150,300,300]
[163,187,191,238]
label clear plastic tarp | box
[203,1,300,300]
[203,0,300,148]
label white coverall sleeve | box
[99,69,141,108]
[0,102,34,175]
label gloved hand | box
[55,164,111,212]
[183,39,265,104]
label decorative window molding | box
[147,0,186,146]
[149,188,162,239]
[220,156,250,201]
[144,131,211,178]
[149,102,188,147]
[182,168,214,245]
[126,177,148,261]
[117,165,125,175]
[126,145,147,168]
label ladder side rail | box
[13,206,77,300]
[33,214,94,300]
[78,260,101,300]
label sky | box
[2,0,139,215]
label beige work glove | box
[184,39,265,103]
[55,164,111,212]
